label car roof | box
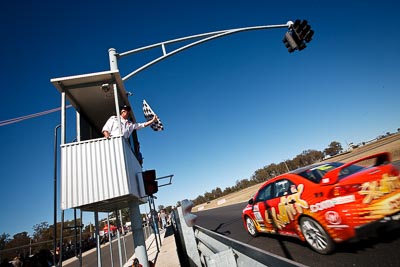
[289,162,336,175]
[263,161,342,185]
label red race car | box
[242,152,400,254]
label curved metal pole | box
[119,23,290,81]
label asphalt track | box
[195,161,400,267]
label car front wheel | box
[300,217,335,254]
[245,216,259,237]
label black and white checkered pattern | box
[143,100,164,131]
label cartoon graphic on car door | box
[251,183,275,233]
[265,179,302,235]
[253,179,306,235]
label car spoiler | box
[321,152,391,185]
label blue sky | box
[0,1,399,236]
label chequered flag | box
[143,100,164,131]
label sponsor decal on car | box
[325,211,350,228]
[264,184,309,229]
[359,174,400,204]
[389,196,400,210]
[325,211,341,224]
[254,211,263,221]
[361,193,400,218]
[310,195,356,212]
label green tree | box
[32,222,51,243]
[0,233,10,250]
[204,191,213,202]
[211,187,223,198]
[6,232,31,253]
[252,167,269,183]
[223,186,234,195]
[324,141,343,156]
[306,149,324,163]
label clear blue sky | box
[0,1,399,237]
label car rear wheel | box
[300,217,335,254]
[245,216,258,237]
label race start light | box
[143,170,158,196]
[283,19,314,53]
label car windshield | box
[296,162,365,183]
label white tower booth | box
[51,70,149,266]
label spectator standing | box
[159,210,167,229]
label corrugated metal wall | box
[60,137,142,210]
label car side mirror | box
[248,198,254,205]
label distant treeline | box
[191,141,343,206]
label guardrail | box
[172,206,307,267]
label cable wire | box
[0,105,72,127]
